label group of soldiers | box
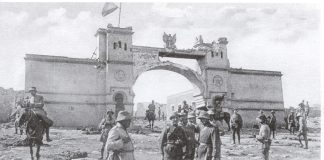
[11,88,310,160]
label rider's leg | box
[46,127,52,142]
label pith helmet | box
[187,112,196,119]
[28,87,37,92]
[198,111,210,120]
[116,111,132,122]
[169,112,179,120]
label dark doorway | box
[114,93,125,115]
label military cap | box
[106,109,114,114]
[187,112,196,119]
[198,111,210,120]
[169,112,179,120]
[116,111,132,122]
[28,87,37,92]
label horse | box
[145,110,155,130]
[18,108,46,160]
[222,112,231,131]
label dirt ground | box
[0,117,321,160]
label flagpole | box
[118,3,122,27]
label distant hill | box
[0,87,25,123]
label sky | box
[0,3,321,108]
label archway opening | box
[132,70,202,119]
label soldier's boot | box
[46,127,52,142]
[304,139,308,149]
[98,146,104,160]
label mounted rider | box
[25,87,53,142]
[146,100,156,120]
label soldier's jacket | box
[28,95,53,127]
[256,124,271,149]
[211,120,225,137]
[160,124,188,158]
[269,115,276,129]
[197,123,221,160]
[288,114,295,124]
[106,123,135,160]
[230,113,243,129]
[298,117,307,133]
[99,117,116,142]
[180,122,199,159]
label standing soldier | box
[296,113,308,149]
[182,101,189,113]
[160,112,188,160]
[256,115,271,160]
[162,112,165,121]
[158,107,161,121]
[288,111,296,135]
[98,110,116,160]
[305,101,310,119]
[179,111,198,160]
[10,101,24,135]
[27,87,53,142]
[196,111,221,160]
[230,109,243,144]
[106,111,134,160]
[258,110,267,124]
[269,110,277,139]
[207,110,225,136]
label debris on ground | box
[80,127,100,135]
[58,150,88,160]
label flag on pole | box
[102,3,118,17]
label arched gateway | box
[25,25,285,127]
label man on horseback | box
[27,87,53,142]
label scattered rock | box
[59,151,88,160]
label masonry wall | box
[25,54,107,127]
[228,70,285,126]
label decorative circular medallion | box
[213,75,223,87]
[114,70,126,81]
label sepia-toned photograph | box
[0,2,321,160]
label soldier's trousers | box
[262,148,269,160]
[164,144,183,160]
[262,142,271,160]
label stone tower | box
[197,37,230,105]
[96,25,135,115]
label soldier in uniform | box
[179,111,198,160]
[288,111,296,134]
[106,111,134,160]
[296,113,308,149]
[256,115,271,160]
[230,109,243,144]
[10,102,24,135]
[207,110,225,136]
[258,110,268,124]
[196,111,221,160]
[182,101,189,113]
[27,87,53,142]
[305,101,310,119]
[146,100,156,119]
[269,110,277,139]
[160,112,188,160]
[98,110,116,160]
